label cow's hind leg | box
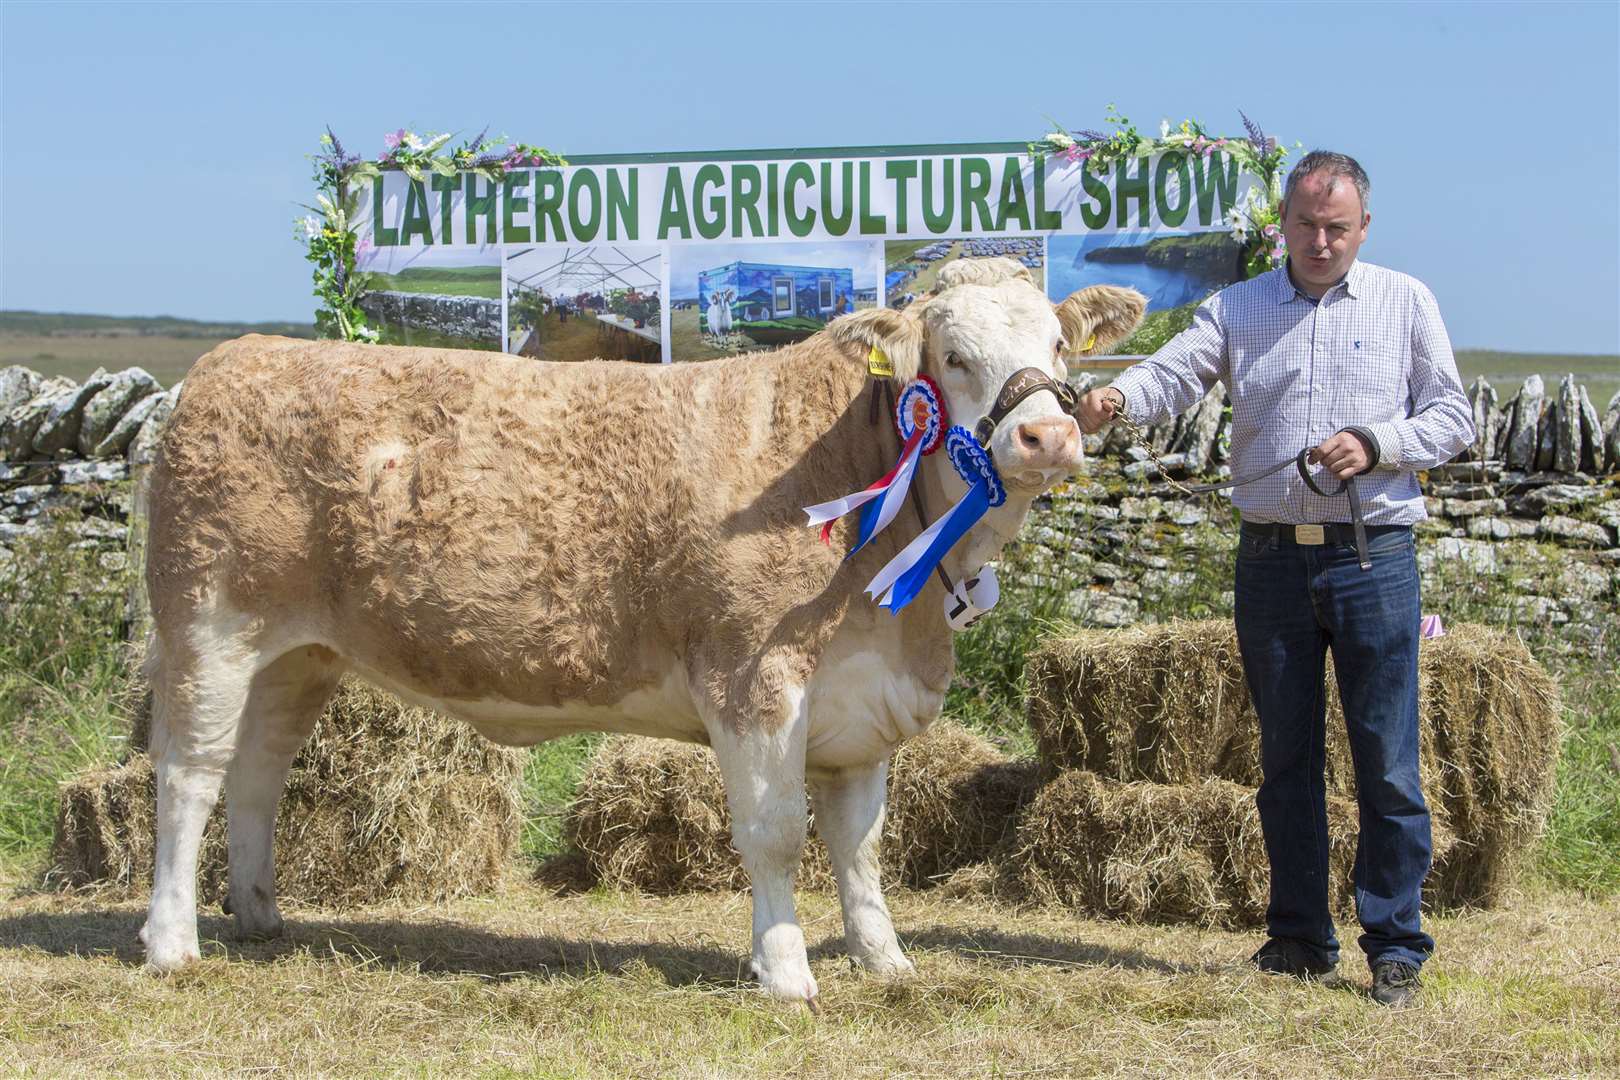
[224,645,342,940]
[809,759,913,976]
[703,686,818,1004]
[139,614,262,972]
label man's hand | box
[1077,387,1124,435]
[1309,431,1372,480]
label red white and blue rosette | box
[894,375,947,455]
[864,423,1006,613]
[802,377,946,554]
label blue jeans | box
[1234,524,1435,971]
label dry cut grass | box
[1,867,1615,1079]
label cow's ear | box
[1054,285,1147,358]
[827,307,923,382]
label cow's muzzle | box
[971,368,1081,447]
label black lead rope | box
[1181,449,1372,571]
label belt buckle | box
[1294,524,1326,545]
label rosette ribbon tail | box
[864,478,992,613]
[802,428,925,552]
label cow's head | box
[831,258,1145,501]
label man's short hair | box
[1283,151,1371,216]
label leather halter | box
[971,367,1080,446]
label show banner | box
[351,144,1263,363]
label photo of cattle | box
[1047,232,1244,315]
[669,240,880,361]
[503,245,664,363]
[358,243,503,350]
[885,236,1045,309]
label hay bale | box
[1007,770,1359,927]
[1024,620,1560,907]
[1026,620,1258,785]
[50,678,526,906]
[564,720,1042,894]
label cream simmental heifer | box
[139,258,1145,1003]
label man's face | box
[1281,172,1369,296]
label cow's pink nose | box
[1012,417,1082,470]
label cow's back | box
[146,334,878,712]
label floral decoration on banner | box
[1031,106,1297,279]
[293,127,567,343]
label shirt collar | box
[1277,258,1363,304]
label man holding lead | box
[1076,151,1474,1007]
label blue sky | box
[2,0,1616,354]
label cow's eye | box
[945,351,965,370]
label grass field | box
[2,870,1615,1077]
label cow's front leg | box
[809,758,913,976]
[704,687,818,1004]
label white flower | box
[403,132,425,152]
[354,326,380,343]
[1045,132,1074,149]
[301,216,321,239]
[1159,119,1171,138]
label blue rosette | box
[946,425,1006,507]
[894,375,947,455]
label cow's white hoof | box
[228,886,286,940]
[853,948,915,977]
[751,956,820,1003]
[140,921,201,973]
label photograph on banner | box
[885,237,1045,310]
[356,242,503,350]
[503,245,664,363]
[1047,231,1243,315]
[669,240,881,362]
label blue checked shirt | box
[1110,260,1474,526]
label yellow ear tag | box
[1080,334,1097,354]
[867,344,894,377]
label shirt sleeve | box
[1107,296,1229,426]
[1365,282,1475,470]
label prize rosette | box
[801,377,942,554]
[894,375,947,456]
[945,424,1006,507]
[865,423,1006,614]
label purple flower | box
[383,128,406,150]
[1239,111,1276,156]
[1071,128,1109,144]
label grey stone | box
[1493,595,1569,625]
[67,516,128,543]
[1557,561,1612,601]
[31,368,110,456]
[1428,482,1495,500]
[1122,453,1186,481]
[57,459,129,485]
[1108,578,1141,599]
[1513,484,1603,515]
[1064,588,1139,628]
[1141,569,1197,594]
[1076,502,1121,522]
[1506,375,1543,469]
[1466,376,1497,462]
[1466,516,1537,541]
[1423,496,1444,518]
[1090,560,1127,583]
[1594,501,1620,530]
[1595,549,1620,566]
[1430,460,1502,482]
[1128,551,1170,570]
[1555,375,1582,474]
[0,521,42,544]
[77,367,160,456]
[1176,386,1224,472]
[3,484,55,508]
[1493,396,1516,460]
[1534,399,1557,473]
[1422,537,1501,573]
[0,366,42,417]
[91,390,164,459]
[1607,409,1620,475]
[1538,515,1614,547]
[0,376,76,460]
[1119,496,1163,522]
[1123,445,1151,463]
[1442,497,1505,519]
[1577,385,1605,475]
[1415,517,1454,538]
[1166,503,1209,527]
[128,386,180,467]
